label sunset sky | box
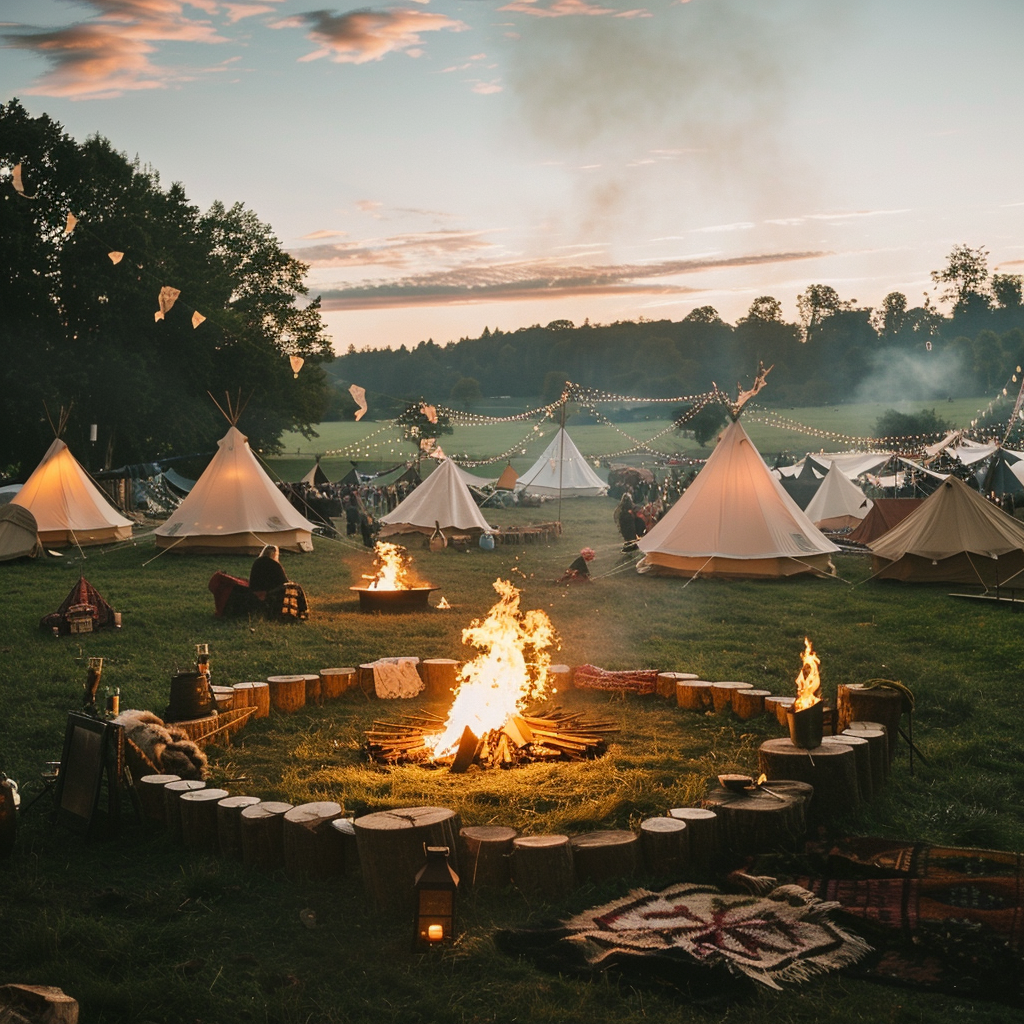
[3,0,1024,355]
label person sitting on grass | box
[248,544,308,620]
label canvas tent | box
[847,498,924,545]
[637,418,839,578]
[494,463,519,491]
[868,475,1024,586]
[515,428,607,498]
[777,458,824,510]
[155,425,315,554]
[378,458,494,539]
[803,462,873,532]
[12,438,133,547]
[300,459,330,487]
[0,504,41,562]
[450,461,496,489]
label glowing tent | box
[378,458,494,539]
[12,438,133,547]
[515,428,606,498]
[803,462,873,532]
[155,425,315,554]
[637,419,839,578]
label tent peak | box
[208,389,251,427]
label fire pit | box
[354,542,438,614]
[351,585,438,613]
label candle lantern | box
[413,845,459,949]
[195,643,210,678]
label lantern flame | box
[424,579,556,759]
[437,596,451,609]
[793,637,821,711]
[362,542,417,591]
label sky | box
[3,0,1024,355]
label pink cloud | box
[499,0,644,17]
[223,3,281,22]
[293,228,498,268]
[272,7,467,64]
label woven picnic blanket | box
[573,664,659,696]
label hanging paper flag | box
[192,311,206,329]
[421,403,438,424]
[63,212,78,235]
[12,163,35,198]
[430,445,445,460]
[108,251,124,265]
[349,384,367,421]
[154,286,181,322]
[290,355,304,378]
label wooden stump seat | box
[458,825,518,888]
[267,675,307,713]
[511,835,574,900]
[758,738,859,821]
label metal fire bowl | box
[351,586,438,613]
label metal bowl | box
[718,773,754,792]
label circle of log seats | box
[302,673,323,707]
[357,664,377,697]
[701,784,808,861]
[569,830,639,883]
[822,734,872,801]
[675,680,713,711]
[217,795,261,860]
[710,681,754,714]
[548,664,572,692]
[837,683,902,764]
[353,806,461,909]
[180,788,230,854]
[233,682,270,718]
[417,659,461,699]
[240,801,294,870]
[842,728,887,792]
[267,675,307,713]
[328,817,361,876]
[666,807,719,878]
[163,779,207,841]
[732,688,772,720]
[758,738,859,821]
[282,801,344,878]
[210,685,235,712]
[657,671,698,699]
[510,835,575,900]
[458,825,518,888]
[320,668,355,700]
[137,774,181,823]
[639,817,688,877]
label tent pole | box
[557,400,566,525]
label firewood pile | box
[365,703,619,770]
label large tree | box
[0,99,332,478]
[931,243,990,313]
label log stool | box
[640,817,688,877]
[764,695,795,727]
[676,680,714,711]
[210,686,235,712]
[217,795,261,860]
[283,801,345,877]
[163,779,207,841]
[548,664,572,692]
[701,784,808,861]
[418,659,461,699]
[233,681,270,718]
[320,668,355,700]
[356,664,377,697]
[837,683,903,764]
[180,788,230,854]
[570,830,639,884]
[267,675,307,713]
[822,734,873,801]
[329,818,361,876]
[302,673,323,707]
[710,681,754,714]
[353,806,461,909]
[458,825,518,888]
[842,727,887,793]
[732,689,772,720]
[657,672,698,700]
[510,835,575,900]
[667,807,719,878]
[137,774,181,824]
[240,801,293,870]
[758,738,859,821]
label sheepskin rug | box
[114,709,209,780]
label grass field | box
[1,483,1022,1023]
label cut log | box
[710,681,754,714]
[570,830,639,883]
[639,816,688,877]
[548,663,572,692]
[732,688,772,720]
[701,784,807,861]
[328,817,361,876]
[510,834,575,900]
[666,807,719,878]
[675,680,714,711]
[758,738,859,822]
[283,801,345,877]
[240,800,294,870]
[233,681,270,718]
[418,659,461,699]
[842,727,887,793]
[136,773,181,823]
[302,673,323,707]
[180,787,230,854]
[353,806,461,909]
[217,795,261,860]
[357,663,377,697]
[458,825,518,888]
[320,667,355,700]
[267,675,307,713]
[162,779,207,841]
[210,685,235,712]
[656,672,697,699]
[0,984,79,1024]
[822,734,873,801]
[837,684,903,764]
[765,695,795,727]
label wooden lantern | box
[413,845,459,949]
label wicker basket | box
[171,706,257,747]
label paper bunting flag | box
[108,251,124,265]
[349,384,367,421]
[192,311,206,329]
[154,286,181,322]
[289,355,304,378]
[63,212,78,235]
[421,403,438,424]
[12,163,35,198]
[430,445,445,460]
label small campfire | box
[351,542,438,613]
[366,579,617,769]
[788,637,824,749]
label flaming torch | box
[787,637,824,749]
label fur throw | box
[113,709,208,780]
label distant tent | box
[337,466,362,486]
[637,419,839,579]
[0,483,22,505]
[803,462,873,532]
[162,468,195,495]
[980,448,1024,499]
[12,438,133,547]
[155,425,315,554]
[0,504,41,562]
[378,458,494,539]
[847,498,924,545]
[450,462,496,489]
[516,428,607,497]
[778,458,824,510]
[300,459,329,487]
[868,475,1024,586]
[494,463,519,491]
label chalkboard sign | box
[51,713,122,837]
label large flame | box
[424,579,556,759]
[793,636,822,711]
[363,542,415,590]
